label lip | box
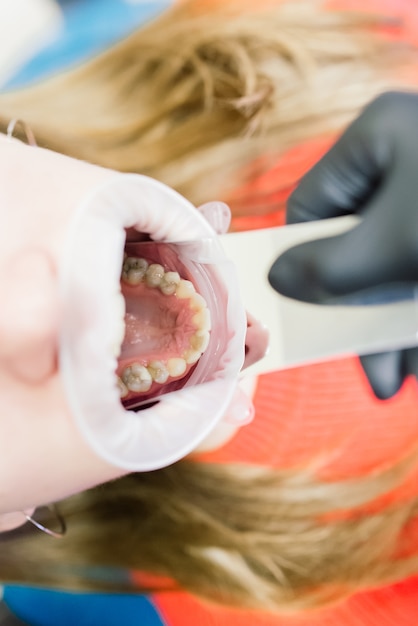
[57,174,247,471]
[243,312,270,370]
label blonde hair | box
[2,457,418,613]
[1,0,418,614]
[0,1,414,213]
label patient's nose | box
[0,249,58,383]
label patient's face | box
[0,136,129,528]
[0,135,266,533]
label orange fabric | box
[196,359,418,480]
[150,379,418,626]
[135,1,418,624]
[228,137,335,231]
[155,576,418,626]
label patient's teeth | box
[167,357,187,377]
[183,349,201,365]
[176,279,196,299]
[117,376,129,398]
[123,257,148,285]
[146,263,165,287]
[192,308,211,332]
[190,330,210,353]
[147,360,169,384]
[122,363,152,392]
[160,271,180,296]
[183,330,210,364]
[190,293,206,311]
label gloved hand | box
[268,91,418,399]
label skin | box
[0,135,257,533]
[0,136,128,530]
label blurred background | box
[0,0,171,90]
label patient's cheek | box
[116,244,212,407]
[0,250,58,383]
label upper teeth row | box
[122,256,211,332]
[123,257,180,295]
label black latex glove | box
[268,91,418,400]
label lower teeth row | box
[118,357,188,396]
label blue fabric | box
[7,0,170,88]
[3,586,166,626]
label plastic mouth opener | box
[220,215,418,377]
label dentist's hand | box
[268,91,418,399]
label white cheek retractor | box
[59,174,246,471]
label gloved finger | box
[269,181,407,302]
[268,235,341,302]
[403,347,418,386]
[268,228,385,303]
[286,95,396,225]
[359,351,404,399]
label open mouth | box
[59,173,259,470]
[116,241,212,408]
